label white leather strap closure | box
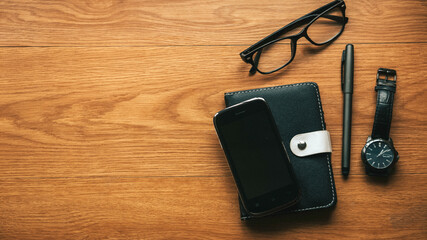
[290,130,332,157]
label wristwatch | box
[361,68,399,176]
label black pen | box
[341,44,354,176]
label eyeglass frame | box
[240,0,348,74]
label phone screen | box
[219,107,293,200]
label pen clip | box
[341,49,346,91]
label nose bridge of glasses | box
[272,14,317,40]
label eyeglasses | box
[240,0,348,74]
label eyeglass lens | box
[307,6,344,44]
[255,39,293,73]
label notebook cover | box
[224,82,337,220]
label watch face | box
[364,140,395,169]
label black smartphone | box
[213,98,300,216]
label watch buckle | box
[376,68,397,83]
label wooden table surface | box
[0,0,426,239]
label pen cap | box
[342,44,354,93]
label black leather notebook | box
[224,82,337,220]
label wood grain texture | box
[0,0,426,46]
[0,175,426,239]
[0,0,426,239]
[0,44,426,179]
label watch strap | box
[371,68,397,140]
